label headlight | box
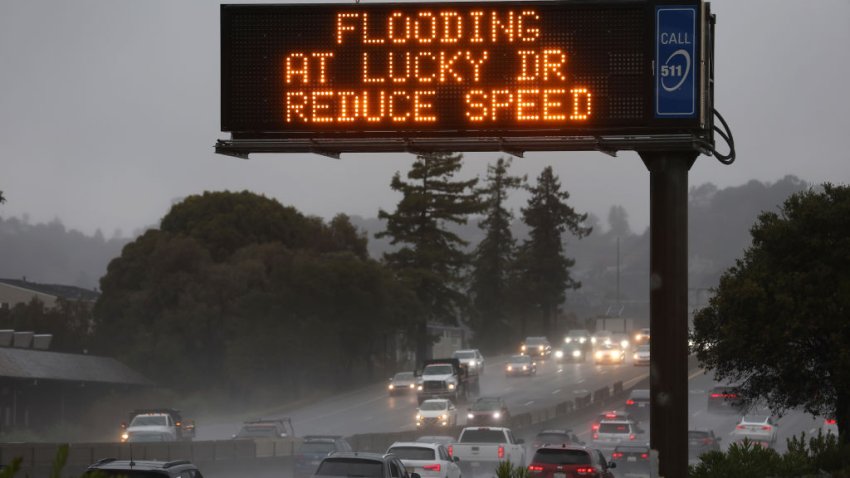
[441,414,447,420]
[389,384,394,390]
[604,338,612,345]
[522,365,528,371]
[521,345,526,351]
[591,337,597,344]
[579,337,586,343]
[621,340,629,348]
[565,337,572,343]
[416,414,422,421]
[418,385,423,391]
[539,345,544,351]
[470,360,477,366]
[468,413,474,419]
[493,412,501,419]
[555,350,564,358]
[121,432,129,441]
[595,351,604,359]
[634,354,639,360]
[448,383,456,390]
[409,383,415,389]
[507,365,513,371]
[572,350,581,358]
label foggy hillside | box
[0,176,808,301]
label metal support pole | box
[640,151,696,478]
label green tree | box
[692,184,850,448]
[468,158,525,351]
[515,167,591,337]
[377,152,482,365]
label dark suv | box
[84,459,203,478]
[316,452,420,478]
[625,389,650,421]
[295,435,354,478]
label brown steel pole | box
[640,151,697,478]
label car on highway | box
[590,330,612,347]
[563,329,591,347]
[555,343,586,363]
[633,328,651,346]
[84,459,204,478]
[591,411,635,434]
[232,417,294,439]
[417,399,458,429]
[416,359,479,404]
[593,343,625,365]
[593,419,641,448]
[731,415,779,448]
[611,333,630,350]
[531,429,584,449]
[505,354,537,376]
[390,372,418,396]
[416,436,456,447]
[450,426,527,472]
[632,344,650,366]
[610,444,650,476]
[387,442,461,478]
[521,336,552,359]
[688,429,721,458]
[120,409,195,443]
[625,389,650,421]
[466,397,511,426]
[315,452,420,478]
[294,435,353,478]
[453,349,485,375]
[526,445,616,478]
[707,386,744,413]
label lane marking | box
[524,401,535,406]
[573,389,589,395]
[577,378,586,384]
[552,389,561,395]
[688,369,705,380]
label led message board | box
[219,1,712,156]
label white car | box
[593,419,641,448]
[452,349,485,375]
[417,399,458,429]
[591,330,612,347]
[387,442,461,478]
[633,344,650,366]
[122,413,179,442]
[611,333,630,350]
[731,415,779,447]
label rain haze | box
[1,0,848,237]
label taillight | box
[826,419,837,425]
[710,393,721,398]
[641,453,649,459]
[736,425,745,430]
[626,399,635,405]
[762,425,772,431]
[528,465,544,472]
[593,433,599,440]
[629,434,636,440]
[423,464,441,472]
[447,445,453,457]
[702,438,714,445]
[498,445,505,459]
[592,424,600,431]
[611,452,623,459]
[576,467,594,475]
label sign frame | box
[217,0,713,158]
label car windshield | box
[599,423,631,433]
[568,330,587,337]
[300,442,337,454]
[316,458,383,478]
[423,365,453,375]
[472,399,500,411]
[388,446,436,460]
[532,449,591,465]
[130,416,166,427]
[237,425,279,437]
[637,345,650,352]
[453,351,475,359]
[460,429,506,443]
[525,338,547,346]
[742,416,769,424]
[509,355,531,364]
[394,372,414,381]
[535,433,571,443]
[630,389,650,400]
[420,401,447,411]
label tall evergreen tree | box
[377,152,482,365]
[516,166,591,337]
[469,158,525,351]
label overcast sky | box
[1,0,848,237]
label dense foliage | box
[692,184,850,446]
[0,297,93,353]
[377,152,482,365]
[94,191,415,400]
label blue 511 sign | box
[656,5,698,118]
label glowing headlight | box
[468,413,474,419]
[416,414,422,421]
[121,432,129,441]
[448,383,456,390]
[389,384,394,390]
[621,340,629,348]
[539,345,544,351]
[579,337,586,343]
[555,350,564,359]
[409,383,415,389]
[522,365,528,371]
[591,337,597,344]
[521,345,527,351]
[441,414,447,420]
[507,365,513,371]
[565,337,572,343]
[572,350,582,358]
[418,385,423,391]
[470,360,477,366]
[633,354,640,360]
[595,351,605,359]
[493,412,501,419]
[604,338,612,345]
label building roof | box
[0,278,100,302]
[0,347,151,386]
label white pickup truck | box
[450,427,526,478]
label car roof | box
[614,444,650,452]
[741,415,770,423]
[599,419,633,425]
[534,444,591,452]
[597,411,630,419]
[629,389,650,399]
[88,459,196,472]
[389,441,440,449]
[454,349,479,353]
[538,429,573,435]
[327,452,388,461]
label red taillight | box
[629,434,636,440]
[710,393,721,398]
[762,425,772,431]
[592,423,600,431]
[528,465,544,472]
[447,445,453,457]
[641,453,649,459]
[702,438,714,445]
[826,419,837,425]
[576,467,594,475]
[626,399,635,405]
[423,464,441,472]
[611,452,623,459]
[593,433,599,440]
[604,412,617,418]
[498,445,505,459]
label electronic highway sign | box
[217,1,713,157]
